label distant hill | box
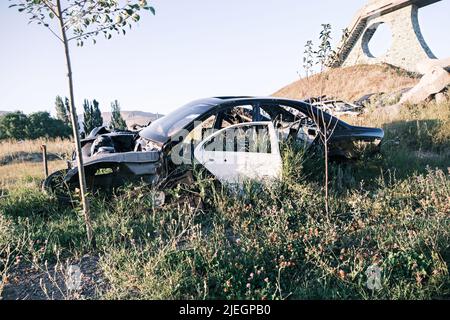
[100,110,162,127]
[273,64,420,102]
[77,110,163,131]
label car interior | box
[175,102,319,163]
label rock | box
[416,57,450,74]
[399,66,450,105]
[434,92,447,104]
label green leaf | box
[49,12,54,19]
[115,15,123,24]
[145,6,156,15]
[132,14,140,22]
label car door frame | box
[193,121,282,184]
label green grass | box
[0,100,449,300]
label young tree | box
[10,0,156,245]
[83,99,93,134]
[302,40,314,79]
[83,99,91,134]
[55,95,69,125]
[308,107,339,219]
[301,23,338,218]
[64,97,71,116]
[92,99,104,128]
[110,100,127,130]
[316,23,333,72]
[83,99,103,134]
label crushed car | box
[43,97,384,196]
[311,99,364,117]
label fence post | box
[41,144,48,178]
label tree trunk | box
[324,143,329,218]
[56,0,94,245]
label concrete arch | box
[334,0,441,73]
[361,22,391,58]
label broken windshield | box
[139,100,217,144]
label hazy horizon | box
[1,0,449,115]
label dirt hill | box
[273,64,420,102]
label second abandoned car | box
[43,97,384,194]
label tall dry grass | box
[0,139,73,190]
[345,96,450,130]
[273,64,419,101]
[0,138,73,159]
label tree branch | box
[39,20,64,42]
[61,0,88,15]
[62,1,100,30]
[26,3,64,42]
[63,2,131,32]
[66,15,134,42]
[40,0,59,19]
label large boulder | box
[416,57,450,74]
[399,65,450,105]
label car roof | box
[208,96,312,106]
[140,96,350,145]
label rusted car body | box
[43,97,384,193]
[312,99,364,117]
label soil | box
[1,255,107,300]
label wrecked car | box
[43,97,384,195]
[311,99,364,117]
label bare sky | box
[0,0,449,115]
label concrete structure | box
[331,0,442,73]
